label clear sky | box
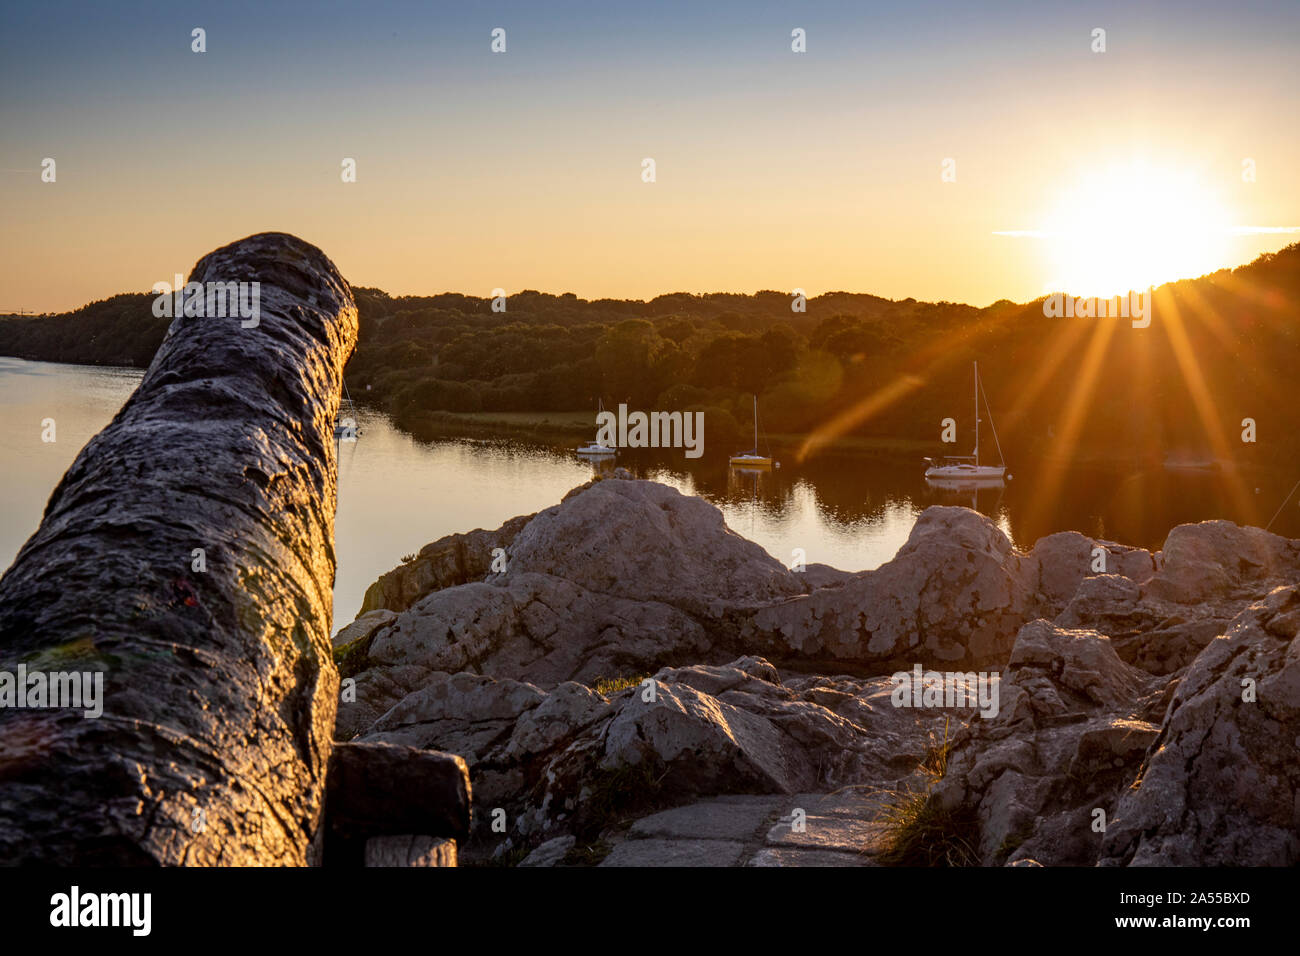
[1,0,1297,312]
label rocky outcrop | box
[1100,584,1300,866]
[359,514,533,615]
[343,654,958,862]
[334,475,1300,866]
[742,520,1163,675]
[0,233,357,865]
[1061,520,1300,674]
[336,482,1160,722]
[929,620,1166,866]
[335,479,809,715]
[932,583,1300,867]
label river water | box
[3,357,1296,632]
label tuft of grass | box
[872,719,981,867]
[592,673,649,697]
[580,762,671,834]
[561,840,612,867]
[332,631,375,680]
[919,718,955,777]
[467,843,531,868]
[996,830,1030,861]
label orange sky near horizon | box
[1,2,1297,313]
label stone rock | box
[598,838,747,867]
[1056,574,1142,636]
[1100,585,1300,866]
[625,796,781,842]
[1149,521,1300,604]
[1059,521,1300,675]
[508,478,806,612]
[359,572,713,689]
[931,620,1162,866]
[346,670,549,757]
[344,654,956,862]
[364,835,457,867]
[0,232,357,866]
[345,671,611,835]
[334,608,396,649]
[518,835,575,867]
[341,493,1188,696]
[359,515,532,615]
[1029,532,1156,603]
[332,479,1300,867]
[743,507,1047,673]
[326,741,471,850]
[336,480,813,695]
[602,679,816,794]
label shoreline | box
[0,352,1283,471]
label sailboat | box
[576,398,617,457]
[730,394,773,467]
[334,378,360,441]
[923,361,1006,483]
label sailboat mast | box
[973,361,980,468]
[753,394,758,452]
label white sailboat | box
[924,361,1006,483]
[334,378,360,441]
[730,394,773,467]
[576,398,617,457]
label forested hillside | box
[3,243,1297,464]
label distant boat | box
[924,360,1006,482]
[334,379,360,441]
[1162,454,1220,472]
[730,394,773,468]
[576,398,617,457]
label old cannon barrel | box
[0,232,357,865]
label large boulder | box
[359,514,532,615]
[504,479,806,614]
[1100,585,1300,865]
[324,741,471,866]
[930,620,1164,866]
[1149,521,1299,603]
[335,479,804,697]
[742,507,1153,674]
[1058,521,1300,674]
[601,679,816,795]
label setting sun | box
[1040,163,1233,297]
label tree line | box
[3,243,1298,465]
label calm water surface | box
[3,357,1296,632]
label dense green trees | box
[0,294,167,367]
[3,244,1299,465]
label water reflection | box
[2,357,1298,635]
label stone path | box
[597,790,891,867]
